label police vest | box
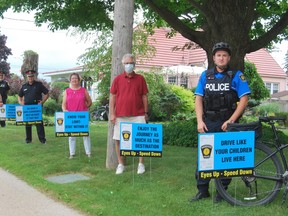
[203,68,239,118]
[0,80,9,102]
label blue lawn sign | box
[120,122,163,157]
[0,104,17,121]
[198,131,255,179]
[55,111,89,137]
[15,105,43,125]
[5,104,17,121]
[0,105,6,120]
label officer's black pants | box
[0,120,6,127]
[195,118,231,193]
[25,122,46,142]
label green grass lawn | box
[0,122,288,216]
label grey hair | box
[121,53,136,64]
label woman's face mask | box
[124,63,135,73]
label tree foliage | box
[78,26,156,106]
[0,33,12,76]
[7,73,23,95]
[244,61,270,102]
[1,0,287,71]
[170,84,195,113]
[142,72,180,121]
[139,0,288,70]
[0,0,114,31]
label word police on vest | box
[205,83,230,91]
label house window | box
[272,83,279,94]
[265,82,279,94]
[168,76,177,84]
[180,76,188,88]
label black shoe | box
[214,191,224,203]
[40,140,46,144]
[189,191,210,202]
[26,140,31,144]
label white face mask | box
[125,64,135,73]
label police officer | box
[0,70,10,127]
[189,42,251,202]
[18,70,49,144]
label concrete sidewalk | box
[0,168,85,216]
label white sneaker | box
[116,164,125,174]
[137,163,145,174]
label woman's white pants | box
[68,136,91,155]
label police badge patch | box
[239,74,246,81]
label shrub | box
[6,95,18,104]
[43,98,62,116]
[171,112,195,121]
[142,72,181,121]
[244,61,270,101]
[275,112,288,127]
[259,123,287,144]
[42,115,55,126]
[242,112,288,143]
[252,102,280,116]
[170,85,195,112]
[247,99,261,110]
[51,82,69,91]
[163,118,198,147]
[49,87,62,103]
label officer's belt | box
[205,109,231,121]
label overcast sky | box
[0,10,92,79]
[0,10,287,82]
[270,40,288,69]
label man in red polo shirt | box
[110,53,149,175]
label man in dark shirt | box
[0,71,10,127]
[18,70,49,144]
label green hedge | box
[163,118,198,147]
[43,98,62,116]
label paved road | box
[0,168,85,216]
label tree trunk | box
[21,50,39,80]
[106,0,134,169]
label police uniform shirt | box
[0,80,10,103]
[195,69,251,98]
[19,81,49,105]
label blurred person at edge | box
[0,70,10,127]
[62,73,92,159]
[110,53,149,175]
[18,70,49,144]
[189,42,251,203]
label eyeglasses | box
[124,62,135,64]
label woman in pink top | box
[62,73,92,159]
